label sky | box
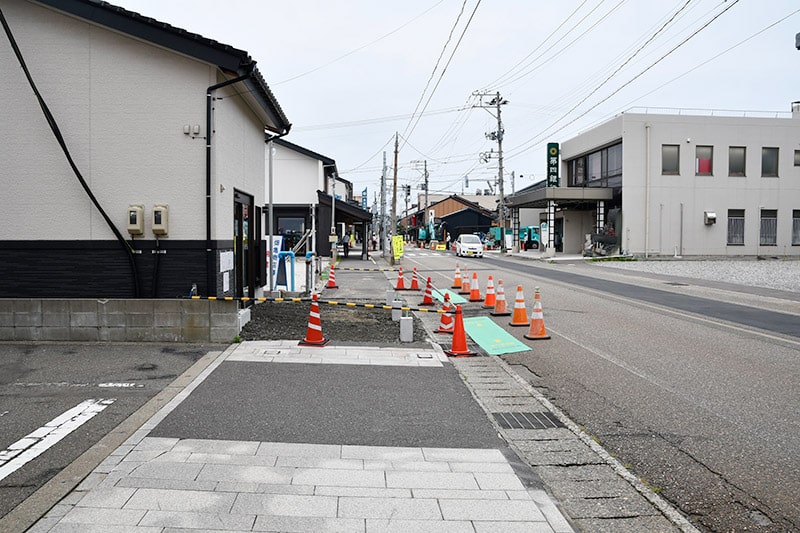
[115,0,800,206]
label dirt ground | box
[239,300,429,344]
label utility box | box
[704,211,717,225]
[127,205,144,235]
[152,204,169,235]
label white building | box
[0,0,291,298]
[508,106,800,257]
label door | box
[234,190,255,299]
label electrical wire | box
[0,6,140,297]
[274,0,446,85]
[505,0,742,161]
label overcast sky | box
[116,0,800,204]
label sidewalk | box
[26,246,694,533]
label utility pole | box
[475,91,509,253]
[380,151,387,256]
[424,160,429,232]
[391,133,398,265]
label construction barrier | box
[420,277,435,306]
[524,287,551,340]
[325,263,338,289]
[451,264,462,289]
[437,293,454,334]
[410,267,421,291]
[468,272,483,303]
[482,275,496,309]
[395,266,407,290]
[445,305,477,357]
[509,285,529,327]
[491,279,511,316]
[298,293,330,346]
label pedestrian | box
[342,233,350,257]
[349,232,356,250]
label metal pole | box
[380,151,387,257]
[496,92,507,254]
[391,133,398,265]
[268,140,274,292]
[331,172,337,261]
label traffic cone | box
[482,275,496,309]
[491,279,511,316]
[525,288,551,340]
[459,269,471,295]
[509,285,529,327]
[468,272,483,302]
[420,277,435,306]
[445,305,477,357]
[325,263,338,289]
[299,293,330,346]
[395,266,406,290]
[437,293,454,334]
[451,264,462,289]
[410,267,421,290]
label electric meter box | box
[127,205,144,235]
[152,204,169,235]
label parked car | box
[455,233,484,258]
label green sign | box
[547,143,559,187]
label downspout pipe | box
[206,71,251,297]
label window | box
[587,152,602,182]
[759,209,777,246]
[793,210,800,245]
[762,147,779,177]
[727,209,745,245]
[794,150,800,167]
[729,146,746,177]
[604,143,623,178]
[696,146,713,175]
[568,158,585,186]
[662,145,679,174]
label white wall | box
[268,144,325,205]
[0,0,266,243]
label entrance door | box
[234,190,255,299]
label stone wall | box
[0,299,240,343]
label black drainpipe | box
[205,72,251,297]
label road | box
[0,342,225,528]
[402,248,800,533]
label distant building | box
[507,107,800,256]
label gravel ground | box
[239,300,429,343]
[595,258,800,293]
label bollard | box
[399,315,413,342]
[386,290,395,306]
[391,299,403,322]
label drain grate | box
[493,411,564,430]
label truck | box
[487,226,540,250]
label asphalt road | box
[0,342,225,522]
[402,249,800,533]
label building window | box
[604,143,623,178]
[793,210,800,245]
[761,147,779,177]
[587,152,602,182]
[759,209,777,246]
[794,150,800,167]
[568,158,585,186]
[662,145,679,175]
[695,146,713,175]
[727,209,745,245]
[729,146,746,177]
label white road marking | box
[98,382,142,388]
[0,399,115,482]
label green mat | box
[463,316,530,356]
[433,288,467,305]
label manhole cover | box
[493,411,564,430]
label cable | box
[506,0,742,161]
[274,0,446,85]
[401,0,483,151]
[0,7,140,297]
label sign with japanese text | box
[361,188,368,210]
[547,143,560,187]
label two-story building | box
[507,106,800,257]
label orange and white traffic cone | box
[445,305,476,357]
[525,288,552,340]
[395,266,406,290]
[482,275,496,309]
[325,263,338,289]
[437,293,454,334]
[298,293,330,346]
[420,277,435,306]
[410,267,421,290]
[451,264,462,289]
[509,285,529,327]
[468,272,483,303]
[491,279,511,316]
[459,269,471,295]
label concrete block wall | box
[0,299,240,343]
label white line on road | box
[0,399,115,482]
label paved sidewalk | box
[30,342,572,533]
